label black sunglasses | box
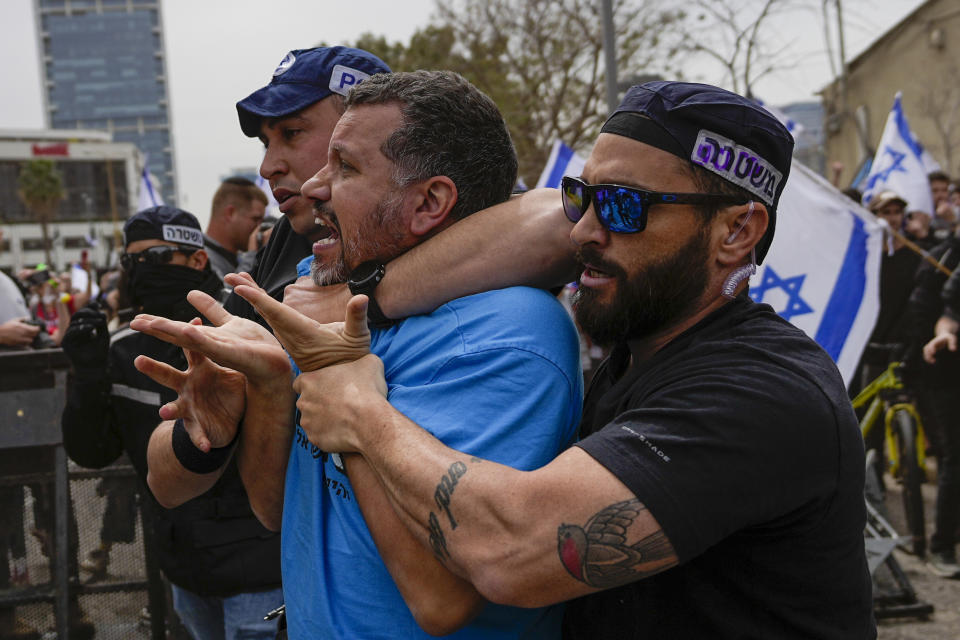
[561,176,748,233]
[120,245,195,271]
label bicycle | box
[853,347,934,619]
[852,354,928,557]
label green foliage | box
[17,158,64,266]
[343,0,686,185]
[17,159,64,208]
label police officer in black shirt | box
[61,206,282,639]
[274,82,876,639]
[223,46,391,326]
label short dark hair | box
[929,170,951,184]
[212,176,267,215]
[682,161,754,222]
[841,188,862,204]
[345,70,518,221]
[681,160,772,260]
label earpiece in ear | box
[726,201,755,244]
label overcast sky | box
[0,0,926,227]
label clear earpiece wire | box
[722,247,757,299]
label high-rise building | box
[34,0,177,204]
[781,101,826,176]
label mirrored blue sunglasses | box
[561,175,748,233]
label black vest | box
[62,327,281,597]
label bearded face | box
[572,224,712,347]
[310,189,407,287]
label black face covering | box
[126,263,222,320]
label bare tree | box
[682,0,803,98]
[349,0,687,183]
[429,0,686,184]
[917,63,960,176]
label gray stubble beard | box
[310,258,347,287]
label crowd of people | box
[10,42,946,639]
[0,180,277,639]
[840,171,960,581]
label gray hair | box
[345,70,518,220]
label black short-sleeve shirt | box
[563,295,875,639]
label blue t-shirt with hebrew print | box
[282,257,583,639]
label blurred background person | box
[236,216,278,274]
[0,237,41,349]
[203,177,267,284]
[930,171,956,241]
[61,206,282,639]
[913,240,960,579]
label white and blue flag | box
[862,93,934,214]
[754,98,804,142]
[536,140,586,189]
[750,163,884,384]
[137,161,164,211]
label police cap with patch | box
[237,46,391,137]
[601,81,794,263]
[123,205,205,250]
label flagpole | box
[887,227,953,277]
[600,0,618,114]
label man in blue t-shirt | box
[134,70,582,638]
[283,255,580,638]
[275,70,581,638]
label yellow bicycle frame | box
[852,362,928,478]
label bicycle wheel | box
[892,410,926,557]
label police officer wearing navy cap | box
[283,81,875,639]
[141,48,389,522]
[224,46,391,324]
[60,206,284,639]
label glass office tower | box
[35,0,177,204]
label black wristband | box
[171,418,237,474]
[365,292,395,329]
[348,261,395,329]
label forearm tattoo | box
[558,499,676,589]
[427,460,470,561]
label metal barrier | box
[0,349,166,639]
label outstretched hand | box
[227,271,371,372]
[130,287,294,452]
[130,287,291,384]
[134,319,246,451]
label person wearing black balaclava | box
[60,206,283,639]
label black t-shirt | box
[867,246,921,349]
[563,295,875,639]
[906,237,960,383]
[223,215,312,327]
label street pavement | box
[878,464,960,639]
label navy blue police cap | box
[123,205,204,250]
[237,46,391,137]
[601,81,794,263]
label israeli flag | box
[750,163,884,385]
[536,140,586,189]
[862,93,934,214]
[137,162,164,211]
